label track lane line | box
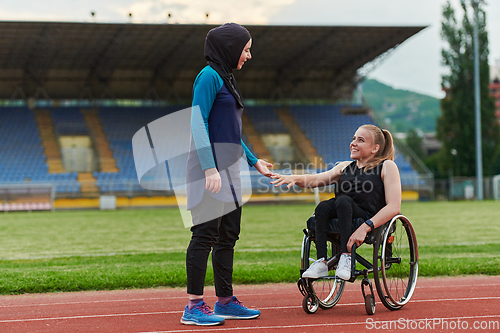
[136,314,500,333]
[1,281,499,309]
[1,296,499,324]
[0,307,299,323]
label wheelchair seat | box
[305,215,377,244]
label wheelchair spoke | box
[311,276,345,310]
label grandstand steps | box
[82,109,119,173]
[77,172,99,193]
[241,112,274,163]
[34,110,66,173]
[276,108,325,169]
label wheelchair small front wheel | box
[364,294,376,315]
[302,294,319,314]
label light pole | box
[471,0,484,200]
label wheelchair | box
[297,214,418,315]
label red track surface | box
[1,276,499,332]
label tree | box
[437,1,499,177]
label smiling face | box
[350,127,380,164]
[236,39,252,70]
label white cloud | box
[270,0,439,26]
[117,0,295,24]
[0,0,132,22]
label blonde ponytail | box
[360,125,394,169]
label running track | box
[0,276,499,332]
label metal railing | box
[0,168,436,209]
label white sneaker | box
[302,258,328,278]
[335,254,352,280]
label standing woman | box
[182,23,273,326]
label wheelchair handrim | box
[380,215,418,307]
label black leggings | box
[314,195,369,258]
[186,193,241,297]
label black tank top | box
[335,160,386,217]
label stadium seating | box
[290,105,371,166]
[96,106,187,192]
[245,106,287,133]
[289,105,417,180]
[51,107,89,135]
[0,107,80,193]
[96,106,264,193]
[0,104,421,198]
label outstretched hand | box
[254,159,274,177]
[270,174,297,189]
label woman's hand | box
[270,174,297,189]
[204,168,221,193]
[347,223,371,252]
[254,159,273,177]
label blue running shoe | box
[214,296,261,319]
[180,301,225,326]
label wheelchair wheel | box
[301,234,345,309]
[364,294,375,315]
[302,294,319,314]
[313,277,345,309]
[373,215,418,311]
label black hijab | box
[204,23,251,108]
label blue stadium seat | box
[245,106,287,133]
[51,107,89,135]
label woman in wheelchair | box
[271,124,401,280]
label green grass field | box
[0,201,499,294]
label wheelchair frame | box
[297,214,418,315]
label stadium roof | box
[0,22,425,102]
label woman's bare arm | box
[270,161,351,189]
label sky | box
[1,0,499,99]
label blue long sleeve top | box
[191,65,258,171]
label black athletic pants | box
[314,195,369,258]
[186,193,241,297]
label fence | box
[493,175,500,200]
[435,176,498,201]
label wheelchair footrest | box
[297,278,308,297]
